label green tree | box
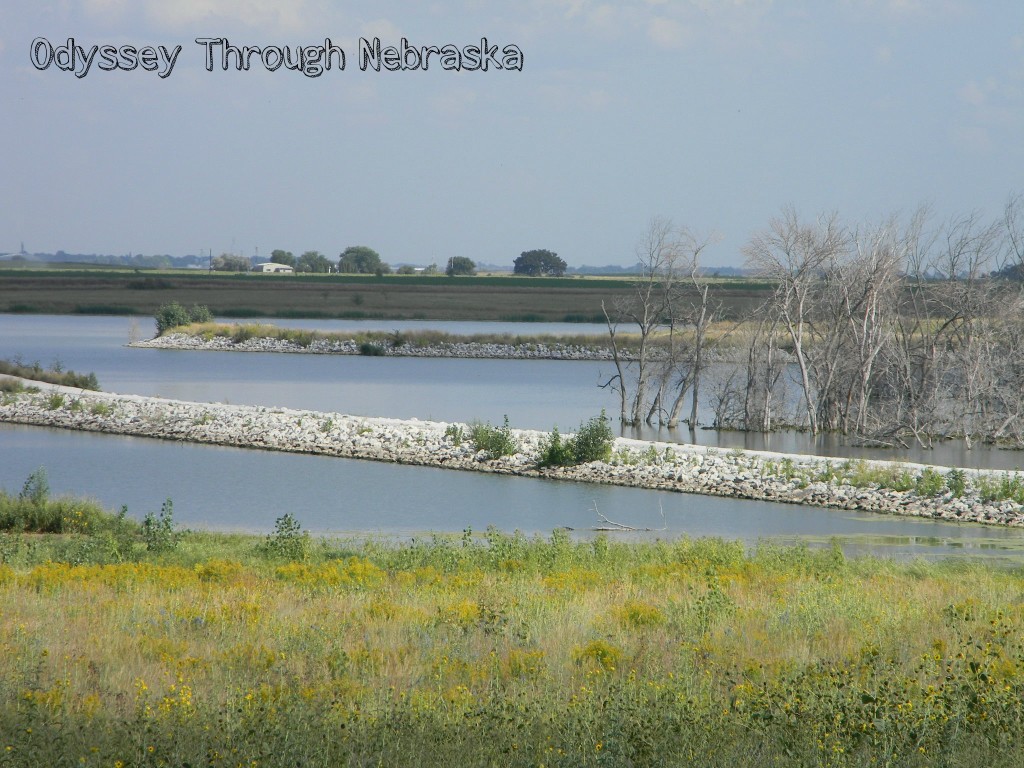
[296,251,332,273]
[446,256,476,276]
[338,246,383,274]
[514,249,567,277]
[270,249,296,268]
[211,254,251,272]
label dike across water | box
[130,332,628,361]
[2,378,1024,527]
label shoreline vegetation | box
[3,377,1024,527]
[136,320,649,360]
[2,476,1024,765]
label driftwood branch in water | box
[565,501,667,532]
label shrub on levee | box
[155,302,213,334]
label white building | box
[253,262,294,274]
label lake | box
[3,313,1024,561]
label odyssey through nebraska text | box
[29,36,523,79]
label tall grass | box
[173,321,673,354]
[1,487,1024,766]
[0,358,100,390]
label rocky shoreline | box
[132,332,630,361]
[2,379,1024,527]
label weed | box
[89,399,112,417]
[946,468,967,498]
[262,513,311,561]
[469,416,519,459]
[19,467,49,506]
[142,499,180,554]
[443,423,465,445]
[915,467,946,497]
[573,639,622,672]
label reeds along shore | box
[3,378,1024,526]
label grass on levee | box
[166,319,747,355]
[2,474,1024,766]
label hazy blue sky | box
[2,1,1022,267]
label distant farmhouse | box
[252,262,294,274]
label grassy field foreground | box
[2,487,1024,766]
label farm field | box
[0,268,771,323]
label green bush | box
[469,416,519,459]
[568,411,614,463]
[946,468,967,498]
[358,342,386,356]
[19,467,49,506]
[537,426,575,468]
[155,302,213,335]
[915,467,946,497]
[538,412,614,467]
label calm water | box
[1,314,1019,469]
[3,314,1024,560]
[3,423,1023,562]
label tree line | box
[213,247,569,276]
[604,192,1024,448]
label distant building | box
[253,262,294,274]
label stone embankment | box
[3,379,1024,527]
[132,333,630,361]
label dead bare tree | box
[663,232,722,428]
[602,218,717,427]
[602,217,681,426]
[835,216,906,436]
[743,207,847,435]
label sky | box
[2,1,1022,268]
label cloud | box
[359,18,404,44]
[841,0,967,21]
[431,85,478,119]
[951,124,991,153]
[584,88,610,109]
[142,0,319,33]
[958,80,989,107]
[537,74,614,112]
[647,16,688,49]
[82,0,132,16]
